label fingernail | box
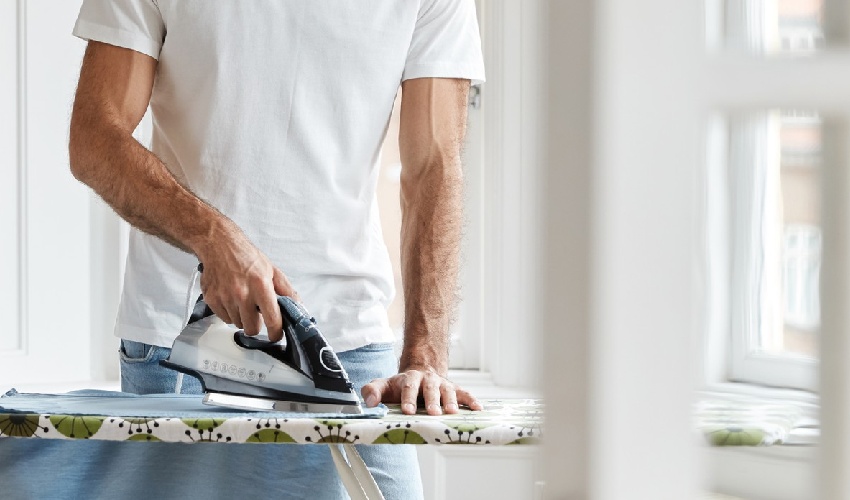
[445,403,458,411]
[427,404,442,415]
[402,403,415,413]
[365,395,378,408]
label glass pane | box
[778,0,825,53]
[772,110,822,357]
[713,0,825,54]
[720,109,822,361]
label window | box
[708,109,822,392]
[777,0,824,53]
[705,0,827,393]
[714,0,824,54]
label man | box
[64,0,484,498]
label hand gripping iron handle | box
[189,263,353,394]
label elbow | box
[68,143,86,183]
[68,120,96,185]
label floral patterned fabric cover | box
[0,389,542,446]
[1,389,809,447]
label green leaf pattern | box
[0,414,42,438]
[0,399,546,445]
[0,397,810,447]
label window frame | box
[704,112,819,393]
[448,0,544,389]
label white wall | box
[0,0,94,386]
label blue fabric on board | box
[0,341,424,500]
[0,389,387,419]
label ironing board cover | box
[0,389,543,446]
[1,389,807,446]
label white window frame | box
[449,0,544,390]
[703,0,826,395]
[705,111,819,393]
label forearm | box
[399,156,464,376]
[69,121,242,260]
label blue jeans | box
[0,341,423,500]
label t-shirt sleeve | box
[402,0,486,85]
[72,0,165,60]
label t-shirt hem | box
[115,323,181,349]
[72,19,162,60]
[402,62,486,86]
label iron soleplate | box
[203,392,363,414]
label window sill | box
[703,444,816,500]
[448,370,540,399]
[701,381,819,445]
[700,381,819,499]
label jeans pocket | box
[119,339,170,364]
[119,339,193,394]
[119,339,154,363]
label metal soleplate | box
[203,392,363,415]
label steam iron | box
[161,296,363,414]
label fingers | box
[421,373,444,416]
[198,252,298,338]
[399,371,423,415]
[204,295,234,325]
[226,304,243,328]
[367,371,483,414]
[272,268,299,301]
[440,384,459,414]
[361,378,392,408]
[456,388,483,411]
[257,286,283,342]
[239,299,262,336]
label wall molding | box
[1,0,30,357]
[14,0,28,355]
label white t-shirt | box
[72,0,485,352]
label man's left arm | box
[361,78,483,416]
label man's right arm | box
[69,41,291,340]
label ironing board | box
[0,390,542,500]
[2,390,807,498]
